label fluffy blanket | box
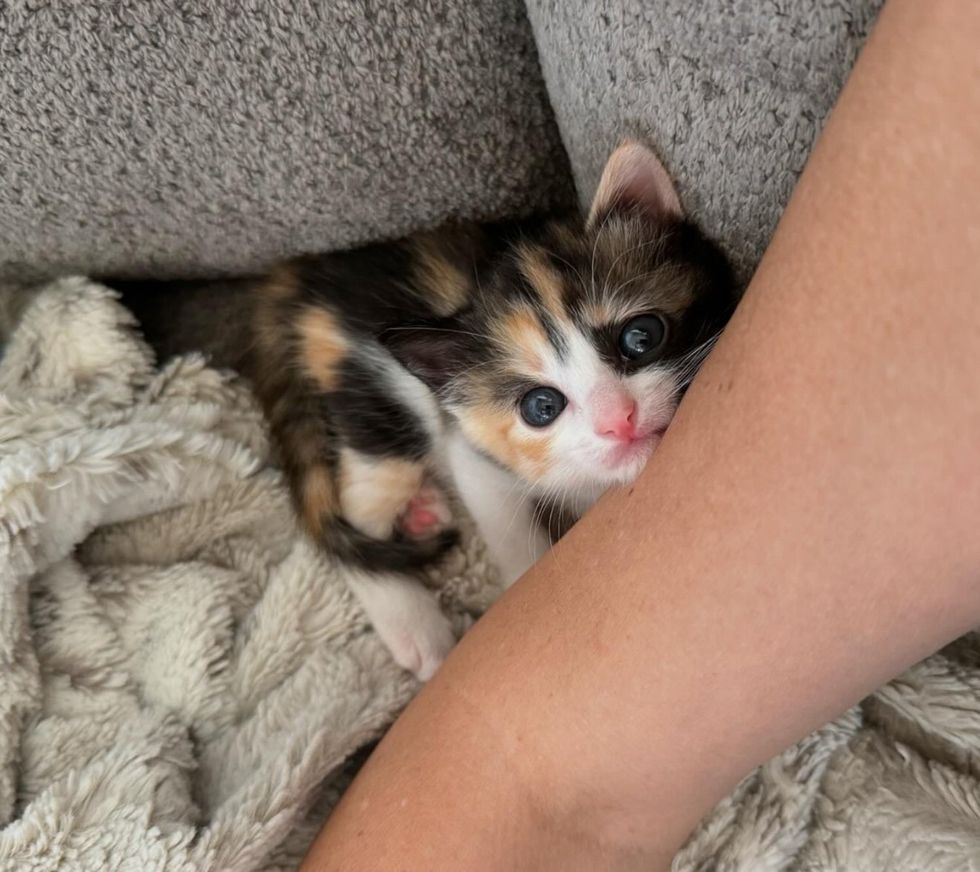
[0,279,498,870]
[3,280,980,871]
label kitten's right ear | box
[588,140,684,228]
[381,321,466,391]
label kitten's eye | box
[619,314,667,360]
[519,387,567,427]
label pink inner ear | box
[588,140,684,226]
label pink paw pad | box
[398,484,452,540]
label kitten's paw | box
[388,609,457,681]
[397,481,453,541]
[348,570,457,681]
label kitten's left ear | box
[588,140,684,228]
[381,321,466,391]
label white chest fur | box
[444,428,603,587]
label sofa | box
[9,3,980,871]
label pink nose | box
[596,398,637,442]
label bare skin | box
[301,2,980,869]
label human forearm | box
[302,2,980,869]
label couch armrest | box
[526,0,883,282]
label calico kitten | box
[117,141,736,680]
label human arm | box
[301,3,980,869]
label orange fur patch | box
[458,404,551,481]
[412,236,470,316]
[298,306,349,391]
[338,450,425,539]
[301,464,337,537]
[578,298,634,329]
[496,307,550,374]
[518,246,568,321]
[263,264,300,301]
[253,267,300,360]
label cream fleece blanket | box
[3,280,980,870]
[0,278,498,871]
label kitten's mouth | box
[605,426,667,471]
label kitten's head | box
[394,141,735,497]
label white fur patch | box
[345,568,457,680]
[445,430,552,587]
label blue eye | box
[519,387,567,427]
[619,314,667,360]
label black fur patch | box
[328,356,431,460]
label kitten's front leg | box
[446,431,551,588]
[253,300,459,677]
[332,350,458,548]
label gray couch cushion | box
[526,0,884,282]
[0,1,572,281]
